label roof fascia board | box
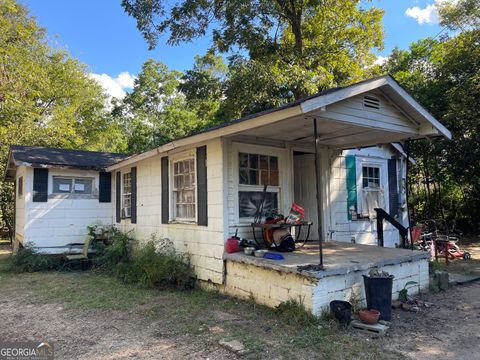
[384,77,451,139]
[107,105,303,171]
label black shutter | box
[197,146,208,226]
[99,172,112,203]
[131,167,137,224]
[388,158,399,218]
[116,171,121,223]
[33,168,48,202]
[161,156,169,224]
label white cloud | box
[90,71,136,100]
[405,0,458,25]
[374,56,388,66]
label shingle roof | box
[8,145,128,171]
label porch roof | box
[107,75,450,171]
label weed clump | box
[1,245,62,273]
[94,227,195,290]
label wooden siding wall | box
[14,166,27,241]
[327,147,406,247]
[23,168,114,250]
[116,138,225,284]
[320,91,418,135]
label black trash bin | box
[329,300,352,326]
[363,275,394,321]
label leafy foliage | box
[94,226,194,289]
[1,245,62,273]
[122,0,385,119]
[0,0,127,232]
[383,2,480,232]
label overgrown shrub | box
[94,227,136,273]
[94,227,194,290]
[119,237,194,289]
[2,245,62,273]
[275,299,321,327]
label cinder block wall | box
[224,258,429,315]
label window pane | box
[249,154,258,169]
[269,156,278,170]
[249,170,258,185]
[239,191,278,218]
[270,170,279,186]
[239,153,248,168]
[239,169,248,184]
[363,167,368,177]
[259,155,269,169]
[53,178,72,193]
[363,178,369,188]
[260,170,269,185]
[74,179,92,194]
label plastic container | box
[363,275,394,321]
[225,237,240,253]
[329,300,352,326]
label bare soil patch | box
[379,281,480,360]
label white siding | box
[14,166,27,241]
[116,138,225,284]
[320,91,418,135]
[326,146,407,247]
[224,140,294,240]
[23,168,113,250]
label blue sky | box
[22,0,448,98]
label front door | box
[293,153,319,240]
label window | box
[122,172,132,218]
[17,176,23,198]
[238,152,279,219]
[172,158,196,221]
[239,153,278,186]
[362,166,380,188]
[52,177,93,195]
[359,165,383,219]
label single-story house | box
[5,75,450,314]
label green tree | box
[383,3,480,230]
[0,0,127,235]
[123,0,384,112]
[116,59,201,152]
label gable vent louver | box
[363,95,380,110]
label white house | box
[5,76,450,314]
[4,146,127,253]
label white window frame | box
[52,176,94,196]
[170,151,197,223]
[232,143,284,224]
[355,157,388,219]
[122,172,132,218]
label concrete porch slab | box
[224,241,430,279]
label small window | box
[122,172,132,218]
[363,95,380,110]
[17,176,23,197]
[52,177,93,195]
[362,166,380,188]
[239,152,279,186]
[172,158,196,221]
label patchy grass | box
[0,260,404,359]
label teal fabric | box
[345,155,357,220]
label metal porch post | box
[313,118,324,268]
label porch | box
[224,242,429,315]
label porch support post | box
[313,118,324,268]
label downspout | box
[313,118,324,268]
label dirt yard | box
[0,240,479,359]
